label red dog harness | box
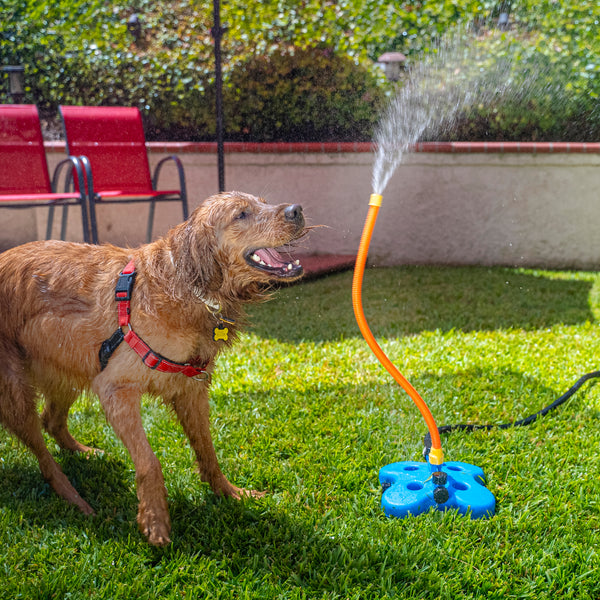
[99,259,210,380]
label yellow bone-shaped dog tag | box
[213,324,229,341]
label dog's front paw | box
[234,487,267,500]
[213,480,266,500]
[138,509,171,547]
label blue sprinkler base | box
[380,461,496,519]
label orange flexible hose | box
[352,195,444,464]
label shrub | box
[1,0,598,142]
[0,0,385,142]
[420,28,600,142]
[223,47,386,142]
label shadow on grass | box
[0,453,421,594]
[0,451,138,533]
[248,266,596,343]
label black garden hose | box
[423,370,600,454]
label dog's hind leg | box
[41,385,99,454]
[172,388,265,500]
[0,370,94,515]
[97,383,171,546]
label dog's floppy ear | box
[168,215,224,297]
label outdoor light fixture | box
[2,65,25,103]
[127,14,142,41]
[376,52,407,82]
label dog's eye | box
[236,210,250,220]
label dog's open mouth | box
[245,248,303,278]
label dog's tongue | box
[255,248,286,268]
[249,247,302,276]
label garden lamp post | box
[127,14,143,43]
[212,0,225,192]
[2,65,25,103]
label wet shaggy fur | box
[0,191,306,546]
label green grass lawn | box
[2,265,600,599]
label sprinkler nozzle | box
[428,446,444,466]
[369,193,383,207]
[432,471,449,504]
[433,485,450,505]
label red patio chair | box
[59,105,188,244]
[0,104,91,243]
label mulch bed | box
[294,254,356,280]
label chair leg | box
[46,205,55,240]
[60,206,69,241]
[181,190,189,221]
[146,200,156,243]
[88,198,99,245]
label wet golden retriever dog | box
[0,191,305,546]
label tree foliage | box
[224,47,384,142]
[0,0,598,141]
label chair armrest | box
[152,155,189,220]
[51,155,86,195]
[75,155,95,200]
[75,155,100,244]
[50,155,93,243]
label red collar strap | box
[98,259,210,380]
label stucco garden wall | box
[14,141,600,269]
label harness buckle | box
[114,271,137,301]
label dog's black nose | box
[284,204,304,227]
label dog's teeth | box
[287,263,293,270]
[259,260,266,266]
[294,260,300,266]
[251,253,260,262]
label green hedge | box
[417,28,600,142]
[223,48,385,142]
[0,0,386,142]
[1,0,598,142]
